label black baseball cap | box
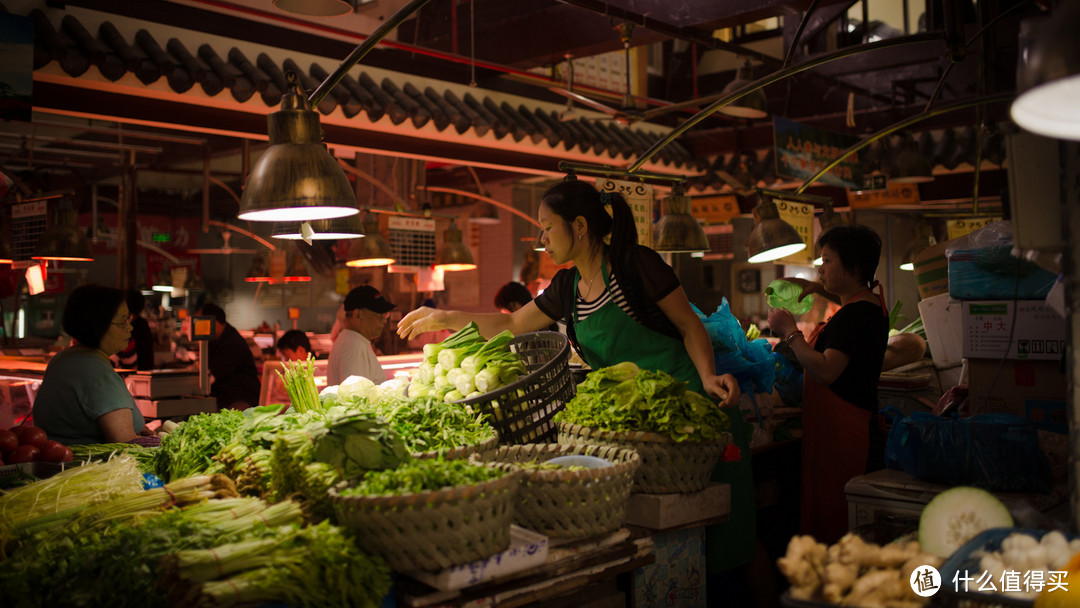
[344,285,396,313]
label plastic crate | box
[0,460,68,488]
[456,331,572,445]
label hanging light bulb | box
[435,219,476,271]
[653,185,709,253]
[888,134,934,184]
[346,212,395,267]
[237,73,358,223]
[746,193,806,263]
[1011,2,1080,140]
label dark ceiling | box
[1,0,1038,218]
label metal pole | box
[308,0,435,107]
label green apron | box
[571,263,755,572]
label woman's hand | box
[396,306,446,340]
[767,308,797,341]
[703,373,741,408]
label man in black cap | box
[327,285,396,386]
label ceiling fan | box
[549,23,732,126]
[187,230,258,255]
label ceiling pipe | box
[629,32,943,173]
[423,186,541,228]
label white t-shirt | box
[327,329,386,386]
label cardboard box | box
[633,526,706,608]
[961,300,1066,360]
[624,483,730,531]
[912,240,950,299]
[966,357,1066,433]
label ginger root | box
[777,534,940,607]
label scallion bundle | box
[276,355,321,413]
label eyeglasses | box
[111,314,135,326]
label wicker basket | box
[475,443,640,539]
[327,467,521,572]
[412,431,499,461]
[557,422,729,494]
[455,331,572,445]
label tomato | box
[39,441,73,463]
[9,444,40,463]
[17,426,48,449]
[9,425,28,440]
[0,429,17,455]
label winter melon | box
[918,486,1013,558]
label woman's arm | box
[786,277,840,305]
[98,408,138,443]
[766,308,850,385]
[656,287,740,407]
[397,301,557,341]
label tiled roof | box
[20,7,701,172]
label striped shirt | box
[576,272,637,323]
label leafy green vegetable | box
[341,457,505,496]
[155,409,247,481]
[555,362,730,442]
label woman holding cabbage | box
[398,178,757,596]
[398,178,739,406]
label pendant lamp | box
[899,225,936,271]
[888,135,934,184]
[468,202,501,225]
[237,73,358,222]
[718,60,768,119]
[1011,2,1080,140]
[435,219,476,271]
[271,215,365,242]
[746,194,806,263]
[273,0,352,17]
[32,200,94,262]
[0,212,13,264]
[653,185,709,253]
[346,212,395,267]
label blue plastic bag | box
[694,299,776,396]
[885,411,1052,493]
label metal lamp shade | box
[718,62,768,119]
[238,82,358,222]
[435,221,476,271]
[889,139,934,184]
[1012,4,1080,140]
[273,0,351,17]
[746,199,805,263]
[0,214,13,264]
[468,202,501,225]
[346,214,394,267]
[33,207,94,261]
[272,215,365,240]
[653,192,709,253]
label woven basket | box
[456,331,572,445]
[412,430,499,461]
[475,443,640,539]
[557,422,729,494]
[327,468,521,572]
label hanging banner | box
[847,182,921,208]
[598,178,653,248]
[775,198,815,265]
[774,116,863,189]
[691,195,740,224]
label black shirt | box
[812,300,889,412]
[207,323,261,409]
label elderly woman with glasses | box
[33,284,156,445]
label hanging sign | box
[598,178,653,248]
[847,182,921,208]
[774,116,863,189]
[691,195,740,224]
[775,198,815,265]
[946,217,1001,240]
